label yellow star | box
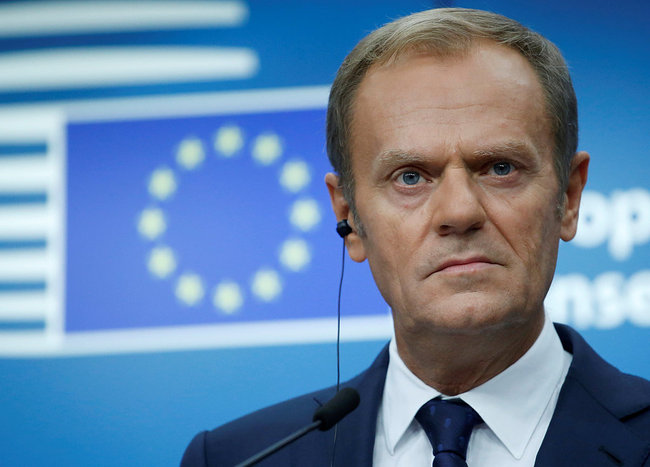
[137,208,166,240]
[175,273,204,306]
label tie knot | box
[415,399,482,466]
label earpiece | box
[336,219,353,238]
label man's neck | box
[394,314,545,396]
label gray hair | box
[326,8,578,233]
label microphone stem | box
[234,420,322,467]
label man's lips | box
[434,256,497,274]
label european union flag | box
[66,102,385,335]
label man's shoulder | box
[185,386,335,466]
[181,344,390,466]
[539,324,650,465]
[554,323,650,432]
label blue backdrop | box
[0,1,648,466]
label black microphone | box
[312,387,360,430]
[234,388,360,467]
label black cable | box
[336,236,345,393]
[331,237,346,467]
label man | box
[181,8,650,466]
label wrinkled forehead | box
[349,41,551,150]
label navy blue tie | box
[415,399,482,467]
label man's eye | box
[491,162,514,176]
[399,171,421,185]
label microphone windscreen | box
[312,387,360,431]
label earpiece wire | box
[331,236,346,466]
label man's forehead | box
[351,44,549,139]
[351,43,544,131]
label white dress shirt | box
[373,315,572,466]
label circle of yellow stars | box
[137,125,320,314]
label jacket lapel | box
[536,325,650,466]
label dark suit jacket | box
[181,324,650,466]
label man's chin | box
[401,299,529,335]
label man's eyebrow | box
[375,149,429,166]
[374,142,539,167]
[470,141,537,158]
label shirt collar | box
[381,315,568,459]
[381,337,441,455]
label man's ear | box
[325,172,367,263]
[560,151,590,241]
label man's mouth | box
[434,256,496,274]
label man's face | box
[335,42,586,341]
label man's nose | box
[429,168,487,236]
